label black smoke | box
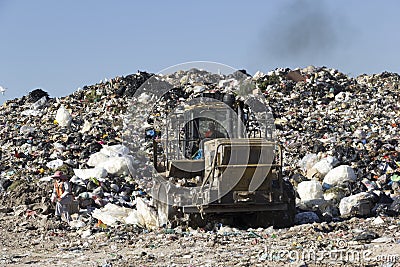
[260,0,344,62]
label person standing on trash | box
[50,171,73,223]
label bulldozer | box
[146,92,295,228]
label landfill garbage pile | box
[1,66,400,267]
[0,69,256,230]
[0,72,157,212]
[255,66,400,221]
[0,66,399,232]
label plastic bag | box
[73,167,107,180]
[19,125,36,134]
[135,198,159,230]
[92,203,132,226]
[100,145,130,157]
[307,156,338,179]
[46,159,64,170]
[323,165,356,187]
[298,153,318,172]
[87,152,109,167]
[102,156,133,175]
[55,105,72,127]
[339,192,374,217]
[80,120,92,133]
[295,211,320,224]
[297,180,323,201]
[31,96,47,110]
[21,109,41,116]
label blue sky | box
[1,0,399,103]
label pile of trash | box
[255,66,400,223]
[0,65,399,230]
[0,73,156,221]
[0,69,253,229]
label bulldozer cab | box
[180,102,237,160]
[163,98,268,159]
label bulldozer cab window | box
[182,118,227,159]
[183,118,227,140]
[203,121,225,138]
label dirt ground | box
[1,209,400,267]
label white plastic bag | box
[92,203,131,226]
[135,198,159,230]
[307,156,338,179]
[21,109,41,116]
[80,120,92,133]
[73,167,107,180]
[55,105,72,127]
[87,145,133,175]
[323,165,356,187]
[297,180,323,201]
[46,159,64,170]
[339,192,373,217]
[125,210,140,225]
[298,153,318,172]
[100,144,130,157]
[87,152,109,167]
[102,156,133,175]
[19,125,36,134]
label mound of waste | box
[0,66,399,230]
